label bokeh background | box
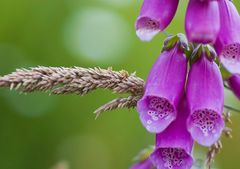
[0,0,240,169]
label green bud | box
[162,33,190,53]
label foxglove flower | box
[150,97,194,169]
[228,74,240,100]
[137,36,188,133]
[186,47,224,146]
[135,0,179,41]
[185,0,220,44]
[129,158,154,169]
[214,0,240,74]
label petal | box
[185,0,220,44]
[150,148,193,169]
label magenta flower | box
[150,97,194,169]
[228,74,240,100]
[214,0,240,74]
[137,42,188,133]
[129,158,154,169]
[186,49,224,146]
[135,0,179,41]
[185,0,220,44]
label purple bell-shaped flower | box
[186,46,225,146]
[135,0,179,41]
[137,35,188,133]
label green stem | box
[163,31,171,37]
[224,83,231,90]
[224,105,240,113]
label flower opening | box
[136,17,161,42]
[187,109,224,146]
[139,96,176,133]
[151,148,193,169]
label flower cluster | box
[131,0,240,169]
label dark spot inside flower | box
[146,19,160,29]
[191,109,220,135]
[147,96,174,122]
[221,43,240,62]
[136,17,160,30]
[160,148,188,169]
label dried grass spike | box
[94,96,141,119]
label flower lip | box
[136,17,161,42]
[219,43,240,74]
[187,108,224,146]
[150,147,193,169]
[137,95,177,133]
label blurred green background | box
[0,0,240,169]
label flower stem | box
[224,105,240,113]
[224,83,231,90]
[163,31,171,37]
